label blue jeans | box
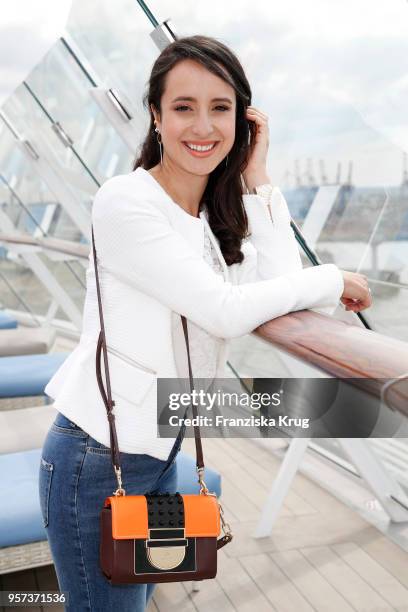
[39,411,185,612]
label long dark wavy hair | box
[132,34,257,266]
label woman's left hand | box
[242,106,270,188]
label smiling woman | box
[40,33,370,612]
[133,36,257,258]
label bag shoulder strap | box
[91,224,232,549]
[91,225,204,477]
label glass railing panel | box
[24,39,131,180]
[297,182,408,340]
[0,129,83,243]
[66,0,159,113]
[0,271,28,318]
[0,257,54,319]
[37,251,87,312]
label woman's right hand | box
[340,270,372,312]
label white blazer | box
[44,167,344,459]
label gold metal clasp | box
[113,465,126,496]
[196,466,217,497]
[146,528,187,570]
[218,500,233,541]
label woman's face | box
[152,59,236,176]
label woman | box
[39,34,371,611]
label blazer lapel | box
[169,208,204,257]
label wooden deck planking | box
[300,545,394,611]
[269,549,356,611]
[331,542,408,609]
[204,436,316,517]
[220,437,346,514]
[181,557,236,612]
[355,534,408,590]
[150,581,197,612]
[210,548,276,611]
[241,552,315,612]
[2,397,408,611]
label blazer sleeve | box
[236,185,342,316]
[92,179,344,340]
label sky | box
[0,1,72,105]
[0,0,407,187]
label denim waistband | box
[54,411,84,432]
[52,410,185,464]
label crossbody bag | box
[91,224,233,584]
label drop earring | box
[225,154,229,167]
[154,124,163,165]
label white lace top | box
[171,223,225,383]
[188,229,225,379]
[171,188,273,384]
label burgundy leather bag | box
[91,225,233,584]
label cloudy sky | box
[0,1,72,105]
[1,0,407,187]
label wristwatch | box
[250,183,275,223]
[250,183,273,195]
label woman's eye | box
[174,105,230,112]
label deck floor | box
[1,435,408,611]
[2,334,408,610]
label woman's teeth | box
[185,142,216,151]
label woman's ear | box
[150,104,160,126]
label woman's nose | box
[191,113,214,136]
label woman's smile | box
[182,141,220,157]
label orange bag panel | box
[105,494,220,539]
[105,496,149,539]
[183,495,220,537]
